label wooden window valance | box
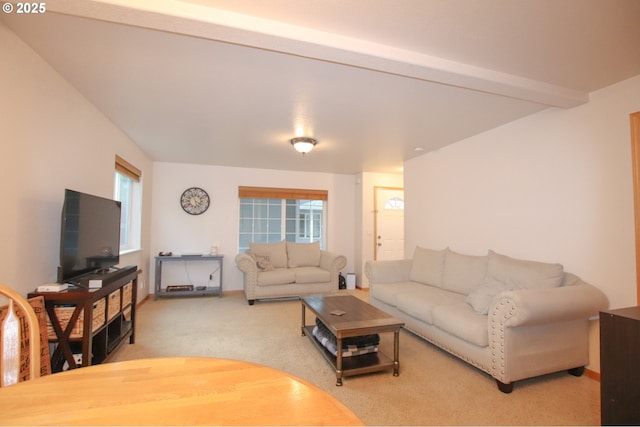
[115,155,142,182]
[238,186,327,201]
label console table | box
[154,255,223,299]
[28,265,138,373]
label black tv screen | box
[58,189,121,283]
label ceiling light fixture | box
[290,137,317,156]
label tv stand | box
[29,265,139,373]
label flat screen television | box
[58,189,122,283]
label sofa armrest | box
[491,283,609,328]
[319,251,347,272]
[235,252,257,274]
[365,259,413,284]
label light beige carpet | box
[111,290,600,426]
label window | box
[298,200,323,240]
[114,155,142,253]
[384,197,404,210]
[238,187,327,252]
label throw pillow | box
[287,241,321,267]
[487,250,564,289]
[409,246,446,286]
[441,249,489,295]
[249,241,288,268]
[466,276,519,315]
[254,254,275,271]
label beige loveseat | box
[365,246,609,393]
[235,241,347,305]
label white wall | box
[150,162,356,293]
[0,21,154,298]
[404,75,640,372]
[405,75,640,309]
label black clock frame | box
[180,187,210,215]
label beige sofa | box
[365,246,609,393]
[235,241,347,305]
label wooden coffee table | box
[301,293,404,386]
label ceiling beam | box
[46,0,589,108]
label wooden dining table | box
[0,357,364,426]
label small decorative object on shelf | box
[37,283,68,292]
[166,285,194,292]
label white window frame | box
[114,156,142,254]
[238,187,327,252]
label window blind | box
[238,186,327,201]
[115,155,141,182]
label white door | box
[374,187,404,260]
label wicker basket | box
[107,289,121,321]
[122,283,132,308]
[122,305,132,322]
[46,298,106,339]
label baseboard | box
[137,294,150,307]
[585,368,600,382]
[223,290,244,296]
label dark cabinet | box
[29,266,139,373]
[600,307,640,425]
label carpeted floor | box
[111,290,601,426]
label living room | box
[1,1,640,424]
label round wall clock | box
[180,187,210,215]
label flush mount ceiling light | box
[290,137,317,156]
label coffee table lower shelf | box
[303,325,397,386]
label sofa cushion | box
[250,241,288,268]
[287,241,321,267]
[488,250,564,289]
[409,246,446,286]
[396,286,466,325]
[432,303,489,347]
[293,267,331,284]
[371,282,426,307]
[257,268,296,286]
[441,249,488,295]
[466,276,519,314]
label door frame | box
[373,186,404,260]
[630,112,640,305]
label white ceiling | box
[3,0,640,174]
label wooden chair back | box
[0,285,41,387]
